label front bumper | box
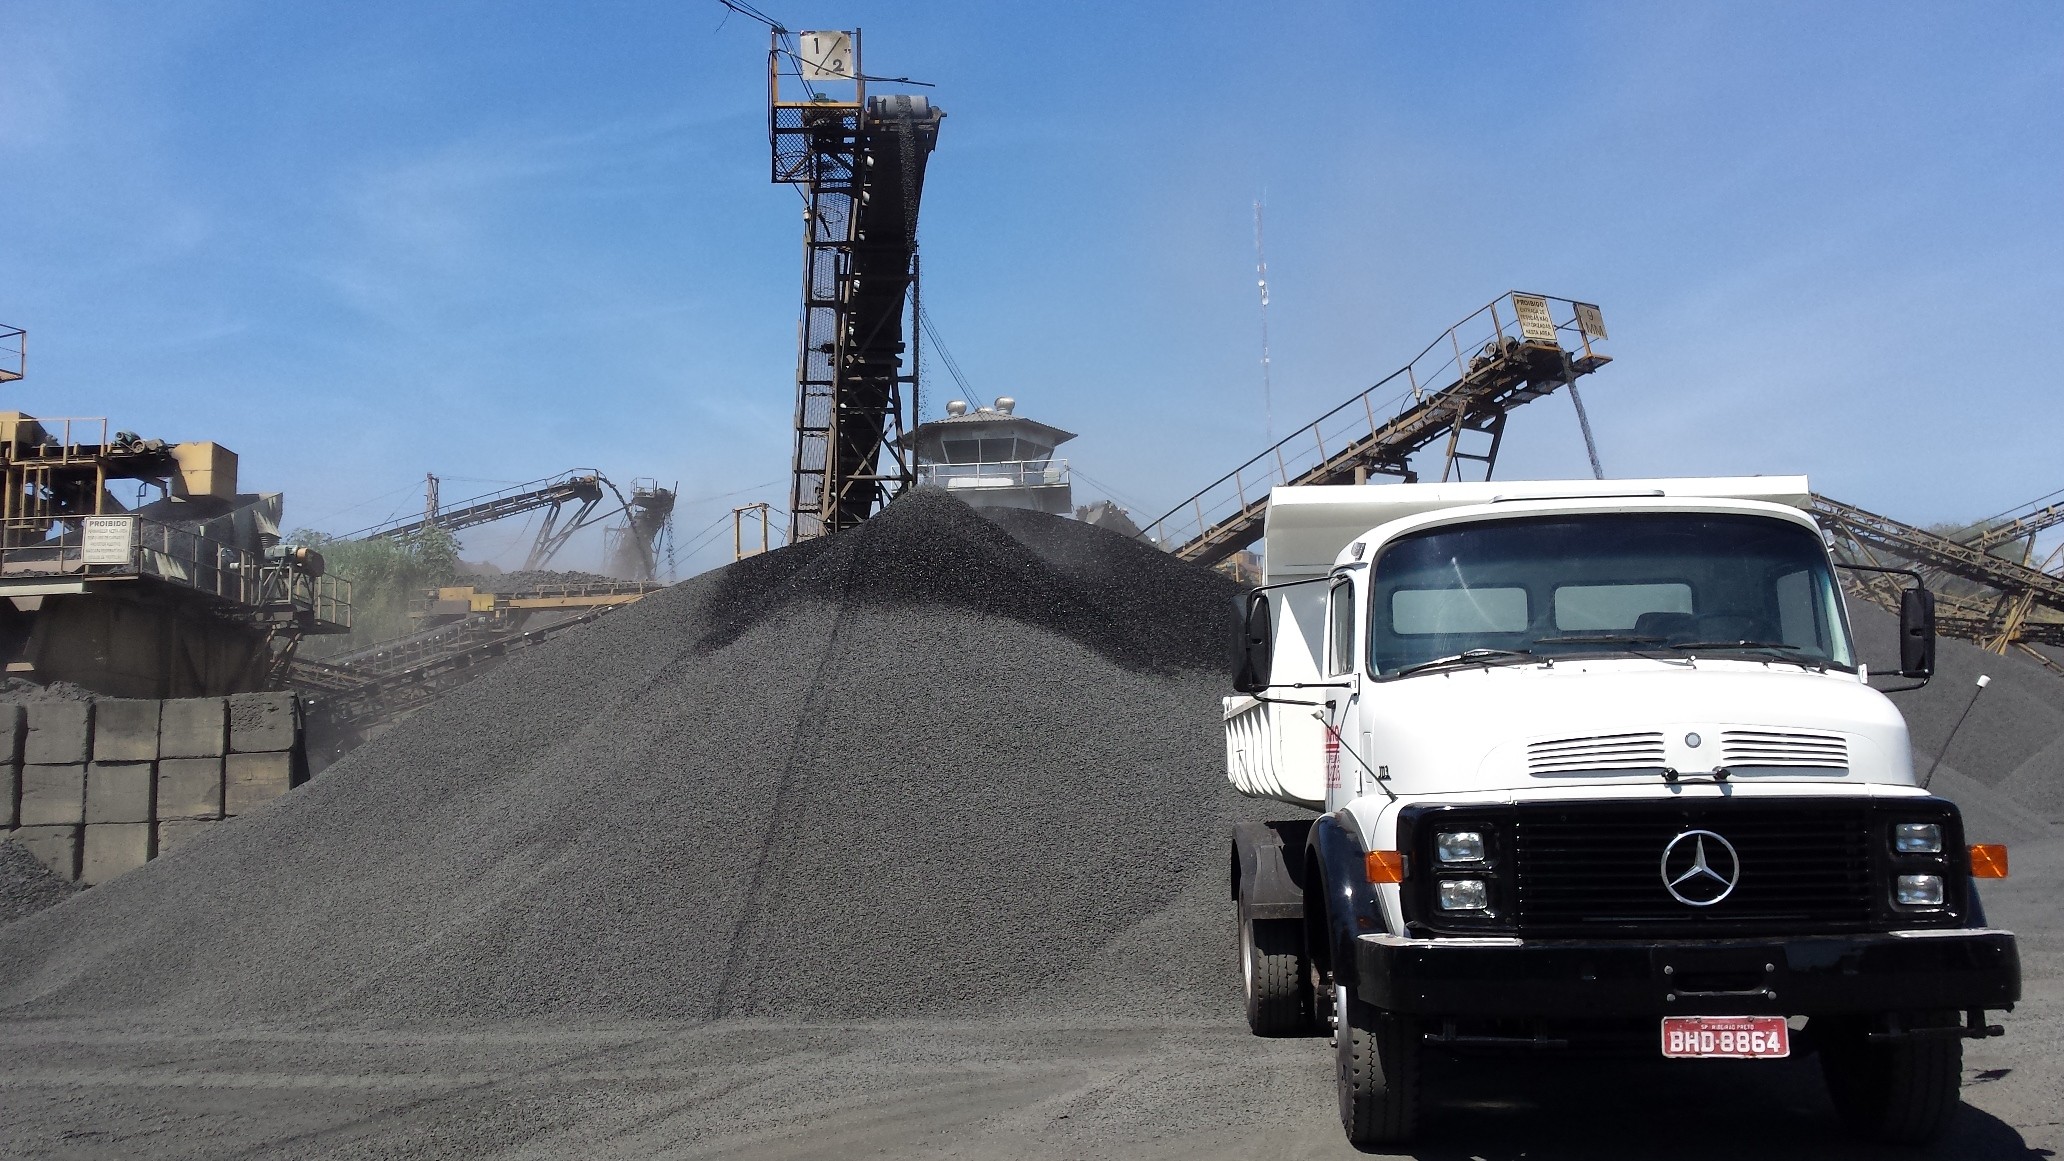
[1355,928,2020,1019]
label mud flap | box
[1232,820,1312,921]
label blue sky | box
[3,1,2060,575]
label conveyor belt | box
[1144,293,1611,567]
[773,79,943,540]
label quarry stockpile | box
[456,569,620,593]
[0,840,76,927]
[0,491,1261,1022]
[1852,607,2064,836]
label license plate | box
[1661,1015,1790,1059]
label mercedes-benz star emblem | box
[1660,829,1740,906]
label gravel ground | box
[0,840,76,929]
[0,493,2055,1158]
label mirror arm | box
[1831,562,1926,585]
[1246,575,1342,596]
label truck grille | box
[1509,800,1875,936]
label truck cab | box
[1225,477,2018,1148]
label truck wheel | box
[1818,1014,1962,1144]
[1336,986,1421,1146]
[1240,912,1313,1036]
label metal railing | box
[341,469,605,542]
[1,415,108,463]
[1141,293,1609,562]
[917,459,1070,490]
[0,324,23,382]
[0,513,350,629]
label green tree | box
[287,526,461,656]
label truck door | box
[1324,576,1363,807]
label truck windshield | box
[1367,513,1854,677]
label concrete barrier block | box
[153,818,220,857]
[85,761,154,824]
[225,752,293,815]
[0,704,23,763]
[19,764,85,827]
[92,699,162,762]
[10,824,81,881]
[228,692,300,753]
[158,698,227,759]
[81,822,151,884]
[24,702,92,765]
[154,757,223,821]
[1,762,17,829]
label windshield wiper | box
[1535,633,1667,646]
[1393,648,1534,678]
[1667,640,1806,654]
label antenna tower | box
[1254,200,1274,442]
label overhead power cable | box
[917,306,975,406]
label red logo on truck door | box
[1325,726,1342,790]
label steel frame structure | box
[0,323,23,383]
[1811,492,2064,672]
[768,31,941,541]
[1143,293,1612,567]
[342,469,645,573]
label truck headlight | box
[1894,823,1942,853]
[1896,874,1945,906]
[1438,879,1489,911]
[1436,831,1485,863]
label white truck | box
[1225,477,2019,1147]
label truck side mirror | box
[1232,591,1273,693]
[1900,586,1936,679]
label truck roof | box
[1261,475,1812,581]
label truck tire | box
[1240,912,1313,1036]
[1818,1014,1963,1144]
[1336,986,1421,1147]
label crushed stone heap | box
[0,491,1260,1022]
[0,840,78,929]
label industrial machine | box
[766,27,943,542]
[1145,292,1612,568]
[0,332,349,696]
[1225,477,2017,1148]
[343,470,676,583]
[1813,491,2064,672]
[1143,290,2064,663]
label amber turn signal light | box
[1969,844,2010,879]
[1365,850,1404,884]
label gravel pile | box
[0,490,1254,1022]
[456,569,621,593]
[0,840,77,928]
[1852,606,2064,828]
[0,677,97,704]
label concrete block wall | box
[2,693,307,885]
